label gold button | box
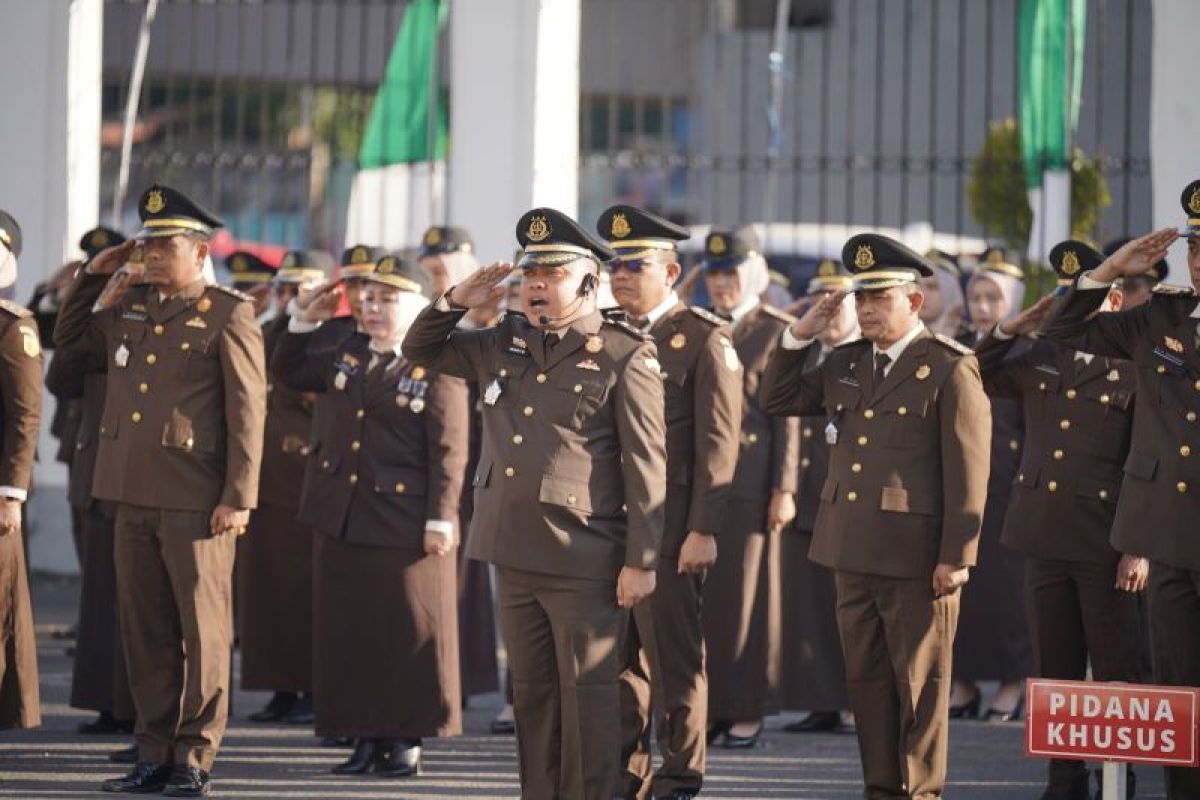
[836,403,844,412]
[512,434,524,445]
[267,382,274,393]
[857,435,868,446]
[1158,365,1167,374]
[180,342,190,352]
[846,491,858,502]
[138,382,149,394]
[1047,480,1058,492]
[351,441,361,451]
[747,433,759,444]
[185,437,194,449]
[864,409,875,420]
[153,324,164,335]
[898,406,908,416]
[1053,449,1064,460]
[1100,394,1111,404]
[349,473,358,484]
[1018,473,1025,482]
[851,463,862,473]
[803,427,813,439]
[567,495,577,505]
[146,353,157,365]
[536,373,547,384]
[1009,439,1019,451]
[1195,379,1200,392]
[1190,412,1198,423]
[1066,389,1077,399]
[356,409,365,419]
[499,368,508,378]
[322,459,330,469]
[523,406,534,416]
[131,411,142,423]
[1178,481,1188,493]
[1060,419,1071,430]
[504,466,515,477]
[1182,445,1192,458]
[1038,382,1047,391]
[574,384,583,393]
[395,482,406,493]
[1099,489,1109,500]
[800,457,811,468]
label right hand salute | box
[789,289,849,340]
[998,294,1056,337]
[84,239,138,277]
[295,280,343,323]
[1092,227,1178,283]
[447,262,514,308]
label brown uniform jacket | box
[402,304,668,581]
[761,328,991,579]
[272,326,469,549]
[258,315,316,514]
[45,348,110,512]
[53,273,266,511]
[976,333,1136,563]
[648,303,743,555]
[1043,284,1200,570]
[795,344,833,532]
[0,300,42,496]
[729,305,800,502]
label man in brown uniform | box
[977,241,1146,800]
[1041,203,1200,799]
[761,233,991,800]
[597,205,742,799]
[54,184,266,797]
[403,207,667,800]
[0,208,42,732]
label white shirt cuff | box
[425,519,455,541]
[0,487,28,502]
[1077,272,1112,290]
[287,315,321,333]
[780,327,813,350]
[992,323,1014,341]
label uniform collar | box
[640,291,680,331]
[730,297,759,325]
[873,321,926,364]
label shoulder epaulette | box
[834,337,870,351]
[0,298,32,319]
[759,304,797,325]
[209,284,252,302]
[602,316,649,340]
[688,306,726,327]
[933,332,973,355]
[1152,283,1196,297]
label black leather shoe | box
[490,717,515,735]
[373,738,422,778]
[706,720,731,746]
[321,736,353,747]
[108,744,139,764]
[162,765,211,797]
[332,739,381,775]
[722,721,763,749]
[782,711,843,733]
[248,691,296,723]
[101,762,173,793]
[79,711,136,735]
[948,687,982,719]
[282,693,315,725]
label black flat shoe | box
[321,736,353,747]
[79,711,136,735]
[948,687,982,719]
[722,721,763,749]
[162,765,211,797]
[332,738,381,775]
[248,691,296,723]
[490,717,515,735]
[706,719,731,746]
[373,738,422,778]
[985,695,1025,723]
[108,744,139,764]
[101,762,173,793]
[282,693,314,725]
[782,711,843,733]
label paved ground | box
[0,574,1166,799]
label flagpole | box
[111,0,161,227]
[426,0,441,226]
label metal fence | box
[101,0,1152,271]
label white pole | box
[111,0,160,227]
[1101,761,1127,800]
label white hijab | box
[968,269,1026,323]
[0,242,16,291]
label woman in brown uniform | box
[272,255,468,777]
[699,227,799,748]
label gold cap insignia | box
[817,260,837,277]
[425,227,442,246]
[709,235,727,256]
[1190,187,1200,215]
[231,255,248,272]
[987,249,1004,265]
[411,366,426,380]
[611,213,631,239]
[585,335,603,354]
[854,245,875,269]
[197,297,212,313]
[670,333,687,350]
[916,364,931,381]
[527,214,551,242]
[90,230,109,248]
[378,257,395,275]
[351,246,369,264]
[145,190,166,214]
[1061,250,1081,275]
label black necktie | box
[873,352,891,393]
[543,332,558,356]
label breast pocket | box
[554,374,608,428]
[878,398,931,449]
[482,362,528,411]
[183,334,219,379]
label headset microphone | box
[538,272,597,327]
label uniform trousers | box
[114,504,235,770]
[619,560,706,799]
[498,565,626,800]
[835,570,958,800]
[1148,562,1200,799]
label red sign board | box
[1026,679,1200,767]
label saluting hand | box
[997,294,1056,337]
[447,262,514,309]
[210,505,249,537]
[617,566,656,608]
[84,239,138,277]
[1092,228,1178,283]
[932,563,969,597]
[790,289,849,341]
[94,265,144,311]
[295,281,343,323]
[1115,554,1149,593]
[678,531,717,574]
